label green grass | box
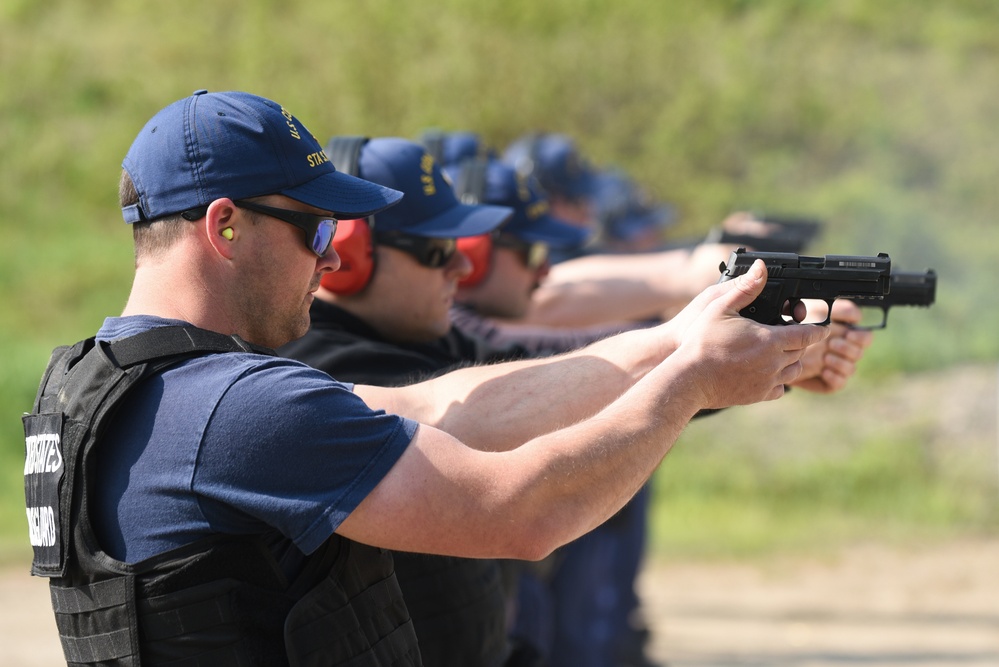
[650,437,996,560]
[2,0,998,560]
[648,366,999,560]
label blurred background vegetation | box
[0,0,996,563]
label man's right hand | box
[667,259,831,409]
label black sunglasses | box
[374,231,458,268]
[232,199,338,257]
[494,234,549,270]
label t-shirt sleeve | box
[194,357,418,555]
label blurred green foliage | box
[1,0,996,555]
[650,367,998,559]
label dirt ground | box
[639,538,999,667]
[3,538,997,667]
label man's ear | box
[204,198,238,259]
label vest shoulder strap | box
[104,325,275,368]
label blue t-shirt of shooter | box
[93,315,417,570]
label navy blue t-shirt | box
[93,316,418,564]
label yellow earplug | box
[221,228,234,240]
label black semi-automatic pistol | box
[718,248,892,325]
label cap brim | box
[405,202,513,238]
[283,169,404,218]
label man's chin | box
[277,316,311,348]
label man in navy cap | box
[285,149,872,667]
[501,132,731,328]
[23,91,835,666]
[450,157,876,667]
[503,132,601,238]
[278,136,526,666]
[593,169,677,254]
[446,157,631,354]
[446,158,646,665]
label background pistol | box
[704,215,824,254]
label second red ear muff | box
[456,234,494,288]
[320,219,375,295]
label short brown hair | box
[119,170,194,261]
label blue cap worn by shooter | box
[502,132,597,201]
[594,169,675,243]
[121,90,403,223]
[447,159,591,249]
[419,129,493,169]
[353,137,511,238]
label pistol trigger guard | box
[819,299,835,326]
[846,307,888,331]
[852,308,888,331]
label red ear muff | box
[457,234,494,288]
[320,219,374,295]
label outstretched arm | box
[355,322,676,451]
[357,259,827,450]
[517,243,738,328]
[342,260,829,559]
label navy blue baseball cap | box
[419,129,492,168]
[121,90,403,223]
[502,132,598,201]
[595,170,675,242]
[448,160,590,249]
[356,137,511,238]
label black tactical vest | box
[23,325,422,666]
